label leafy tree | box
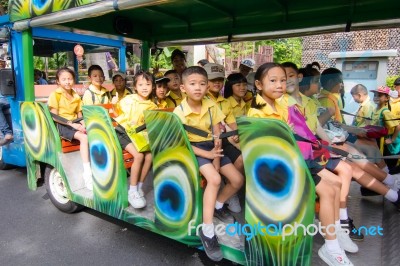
[218,38,303,67]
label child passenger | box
[48,67,93,190]
[111,72,132,104]
[247,63,354,266]
[350,84,375,127]
[82,65,111,105]
[164,70,185,106]
[204,63,244,213]
[152,73,175,108]
[224,73,250,118]
[114,71,157,208]
[173,66,244,262]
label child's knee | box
[207,174,221,187]
[145,152,152,161]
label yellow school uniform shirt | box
[227,96,249,118]
[82,84,111,105]
[206,92,236,124]
[173,98,225,142]
[391,97,400,118]
[289,93,320,134]
[115,94,157,129]
[168,90,186,106]
[353,96,375,127]
[372,106,400,135]
[111,88,132,103]
[48,88,82,121]
[247,94,288,122]
[278,93,297,108]
[318,89,344,123]
[153,96,176,109]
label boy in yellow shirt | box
[350,84,375,127]
[82,65,111,105]
[173,66,244,262]
[152,73,175,109]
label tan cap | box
[204,63,225,80]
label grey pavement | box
[1,168,399,265]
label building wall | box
[302,28,400,76]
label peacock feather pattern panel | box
[145,110,202,246]
[82,105,128,218]
[20,102,93,207]
[237,117,315,266]
[9,0,101,22]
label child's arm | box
[385,125,400,145]
[191,145,223,160]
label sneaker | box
[214,205,235,224]
[128,190,146,208]
[82,172,93,191]
[198,228,223,262]
[227,194,241,213]
[318,244,353,266]
[391,190,400,211]
[340,218,364,241]
[138,188,144,197]
[336,228,359,253]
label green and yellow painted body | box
[20,102,314,265]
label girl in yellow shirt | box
[48,68,93,190]
[115,71,157,209]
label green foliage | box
[127,52,140,68]
[387,75,400,88]
[33,52,68,70]
[151,47,181,70]
[218,38,303,66]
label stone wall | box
[302,29,400,76]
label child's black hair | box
[171,49,186,62]
[298,63,321,94]
[281,62,299,72]
[351,84,368,95]
[164,69,178,76]
[224,73,247,99]
[251,62,285,109]
[181,66,208,83]
[320,67,342,91]
[133,70,154,99]
[56,67,76,81]
[88,64,104,77]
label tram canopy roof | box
[9,0,400,46]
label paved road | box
[0,168,234,266]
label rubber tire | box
[44,166,83,213]
[0,146,12,170]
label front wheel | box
[0,146,12,170]
[45,166,83,213]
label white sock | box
[382,166,389,173]
[130,185,138,192]
[202,223,215,238]
[325,239,341,253]
[215,201,224,210]
[339,208,348,221]
[385,189,398,202]
[83,162,91,174]
[383,174,395,187]
[335,220,341,228]
[138,182,143,190]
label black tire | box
[44,166,83,213]
[0,146,12,170]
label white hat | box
[204,63,225,80]
[240,58,255,69]
[112,72,126,80]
